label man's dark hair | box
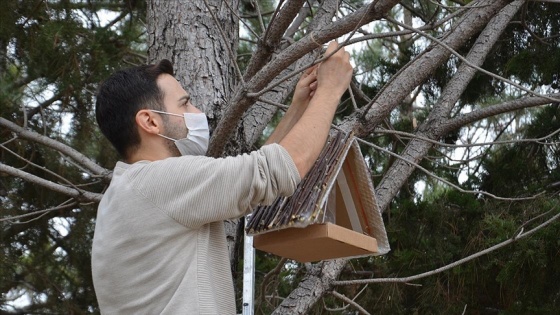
[95,60,174,159]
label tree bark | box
[241,0,335,148]
[341,0,514,137]
[272,260,346,315]
[147,0,238,124]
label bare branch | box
[26,91,63,118]
[0,117,110,179]
[240,1,330,148]
[251,0,266,33]
[384,16,560,104]
[225,1,260,38]
[371,0,525,213]
[259,258,288,306]
[271,260,347,314]
[1,200,78,223]
[0,142,90,195]
[333,209,560,286]
[0,162,102,202]
[376,117,560,148]
[244,0,306,79]
[348,0,513,136]
[443,95,560,133]
[329,291,371,315]
[357,137,544,201]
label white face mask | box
[150,110,210,156]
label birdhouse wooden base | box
[253,222,378,263]
[248,131,390,261]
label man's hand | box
[292,65,318,107]
[316,41,353,99]
[265,65,319,145]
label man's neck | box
[127,147,173,164]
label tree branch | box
[384,16,560,104]
[244,0,308,79]
[375,124,560,148]
[0,200,78,223]
[208,0,400,156]
[333,208,560,286]
[0,162,102,202]
[0,117,110,179]
[443,94,560,133]
[241,0,331,147]
[272,260,347,314]
[372,0,525,213]
[359,137,544,201]
[329,290,371,315]
[342,0,516,137]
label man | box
[91,41,352,314]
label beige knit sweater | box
[91,144,300,314]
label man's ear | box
[135,109,162,135]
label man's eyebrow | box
[178,94,190,103]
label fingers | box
[309,80,317,97]
[309,81,317,90]
[296,40,351,100]
[323,41,350,60]
[324,41,339,57]
[303,64,318,75]
[298,66,318,86]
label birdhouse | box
[246,130,390,262]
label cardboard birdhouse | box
[246,130,390,262]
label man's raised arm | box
[265,65,318,145]
[278,41,353,178]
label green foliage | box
[1,0,145,313]
[332,191,560,314]
[479,106,560,197]
[329,104,560,314]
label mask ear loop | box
[149,109,183,118]
[157,133,177,142]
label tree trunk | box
[147,0,238,124]
[272,260,346,315]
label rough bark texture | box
[444,93,560,130]
[243,0,308,80]
[272,260,346,315]
[147,0,238,122]
[340,0,513,137]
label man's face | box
[156,74,202,156]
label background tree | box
[1,0,559,314]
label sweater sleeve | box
[127,144,300,228]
